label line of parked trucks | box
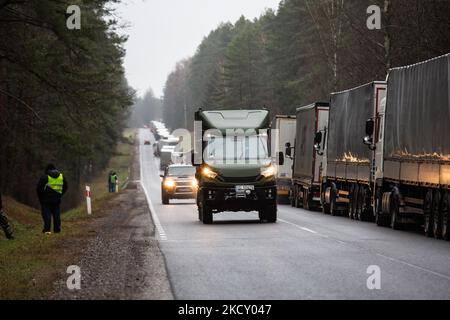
[280,53,449,240]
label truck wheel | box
[432,190,442,239]
[303,189,311,211]
[294,186,301,208]
[375,189,388,227]
[162,191,169,205]
[424,190,434,237]
[349,185,358,220]
[322,187,331,215]
[442,192,450,241]
[358,186,371,222]
[390,188,402,230]
[260,205,277,223]
[330,186,338,216]
[201,204,213,225]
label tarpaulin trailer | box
[271,115,296,203]
[373,53,450,239]
[321,81,387,219]
[290,102,329,210]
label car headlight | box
[261,165,276,178]
[202,167,218,179]
[164,179,175,188]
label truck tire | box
[322,187,331,215]
[162,191,170,205]
[424,190,434,237]
[432,190,442,239]
[294,186,301,208]
[390,188,402,230]
[330,185,338,216]
[349,185,358,220]
[442,192,450,241]
[260,205,277,223]
[303,188,311,211]
[357,186,371,222]
[375,189,389,227]
[201,204,213,225]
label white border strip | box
[139,130,167,241]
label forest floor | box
[0,130,172,300]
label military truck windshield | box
[167,166,196,176]
[205,135,269,163]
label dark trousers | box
[109,182,115,193]
[0,210,13,239]
[41,203,61,233]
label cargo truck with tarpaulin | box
[271,115,296,203]
[288,102,329,210]
[193,109,284,224]
[320,82,387,220]
[369,53,450,240]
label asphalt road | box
[139,129,450,300]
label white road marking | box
[279,218,318,234]
[376,253,450,282]
[281,209,450,281]
[139,130,168,241]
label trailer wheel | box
[303,188,311,211]
[358,186,371,222]
[432,190,442,239]
[349,185,357,220]
[442,192,450,241]
[424,190,434,237]
[390,188,402,230]
[294,186,301,208]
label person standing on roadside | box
[36,164,68,235]
[108,171,114,193]
[110,171,118,192]
[0,193,14,240]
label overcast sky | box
[115,0,281,98]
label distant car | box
[144,140,151,145]
[160,165,198,204]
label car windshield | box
[167,166,196,176]
[205,135,269,164]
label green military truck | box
[193,109,284,224]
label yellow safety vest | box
[46,174,64,194]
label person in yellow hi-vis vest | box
[36,164,68,235]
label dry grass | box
[0,130,136,299]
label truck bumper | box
[200,186,277,212]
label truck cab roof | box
[196,109,270,130]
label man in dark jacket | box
[0,193,14,240]
[36,164,68,234]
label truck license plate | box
[235,185,255,192]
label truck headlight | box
[164,179,175,188]
[202,167,218,179]
[191,178,198,188]
[261,165,276,178]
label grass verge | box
[0,130,136,299]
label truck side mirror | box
[365,119,375,136]
[314,132,323,145]
[364,119,376,150]
[278,152,285,166]
[285,142,292,158]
